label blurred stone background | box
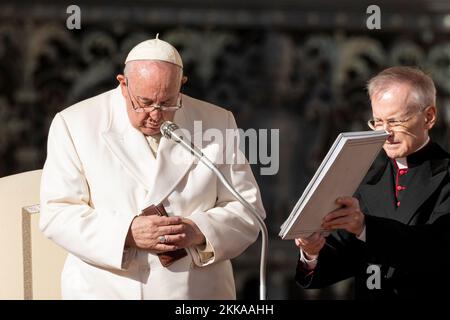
[1,0,450,299]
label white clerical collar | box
[395,137,430,169]
[395,158,408,169]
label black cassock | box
[296,141,450,299]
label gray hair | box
[367,66,436,111]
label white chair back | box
[0,170,67,299]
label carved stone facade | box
[1,1,450,299]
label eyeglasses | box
[367,107,428,131]
[125,77,182,113]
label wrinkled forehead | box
[371,84,415,116]
[127,61,182,92]
[126,60,182,78]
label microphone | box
[161,121,269,300]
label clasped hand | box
[126,215,205,253]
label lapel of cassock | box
[143,102,199,206]
[395,144,449,225]
[358,153,397,219]
[101,86,156,191]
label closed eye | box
[137,97,173,107]
[387,119,401,124]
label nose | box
[383,125,395,140]
[148,108,162,121]
[382,122,393,133]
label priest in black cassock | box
[295,66,450,299]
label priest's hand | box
[322,196,365,236]
[125,216,206,252]
[295,232,326,259]
[125,215,185,253]
[171,218,206,249]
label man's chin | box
[385,150,406,159]
[141,127,161,136]
[384,147,405,159]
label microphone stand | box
[161,122,268,300]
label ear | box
[424,105,437,129]
[181,76,188,85]
[116,74,128,97]
[117,74,126,85]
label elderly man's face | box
[370,83,436,159]
[117,61,184,136]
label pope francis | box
[39,35,266,299]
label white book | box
[279,130,389,240]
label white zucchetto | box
[125,34,183,68]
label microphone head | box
[160,121,180,139]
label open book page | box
[279,130,389,239]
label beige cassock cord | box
[146,133,162,157]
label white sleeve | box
[299,249,318,270]
[357,225,367,242]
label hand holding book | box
[140,203,188,267]
[280,130,388,239]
